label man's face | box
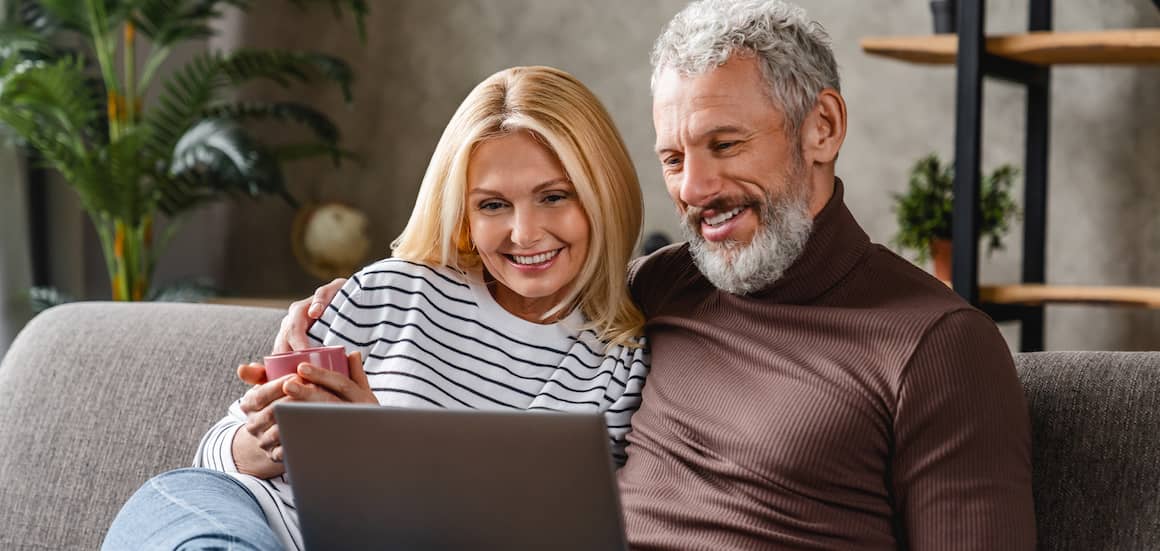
[653,55,813,293]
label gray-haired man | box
[280,1,1035,548]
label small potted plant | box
[892,153,1020,281]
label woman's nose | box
[509,207,544,248]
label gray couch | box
[1,302,1158,550]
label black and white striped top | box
[194,258,650,550]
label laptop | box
[275,402,629,551]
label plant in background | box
[0,0,367,301]
[892,153,1021,263]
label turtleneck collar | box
[744,178,871,304]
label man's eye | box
[663,156,683,167]
[713,141,736,151]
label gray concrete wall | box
[9,0,1155,351]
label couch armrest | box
[0,301,285,550]
[1016,351,1160,550]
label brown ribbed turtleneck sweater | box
[618,181,1034,550]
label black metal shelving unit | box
[951,0,1052,351]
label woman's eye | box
[544,193,569,204]
[479,200,506,211]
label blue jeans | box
[102,468,283,551]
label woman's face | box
[466,131,591,321]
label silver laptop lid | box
[276,402,628,551]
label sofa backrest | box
[1015,351,1160,550]
[1,303,1158,550]
[0,302,284,550]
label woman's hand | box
[231,352,374,478]
[232,366,292,478]
[283,351,376,405]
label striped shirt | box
[195,258,650,550]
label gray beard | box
[681,190,814,295]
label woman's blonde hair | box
[391,66,645,347]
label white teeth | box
[704,207,743,227]
[511,249,560,265]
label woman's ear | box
[801,89,847,166]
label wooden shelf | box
[980,284,1160,308]
[861,29,1160,65]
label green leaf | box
[145,49,353,163]
[131,0,250,48]
[204,100,339,143]
[891,152,1022,261]
[0,22,54,60]
[29,286,74,313]
[0,56,100,189]
[161,119,293,215]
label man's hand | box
[272,278,347,353]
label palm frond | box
[204,100,339,143]
[220,50,354,101]
[0,23,55,61]
[160,119,291,215]
[131,0,248,48]
[143,50,226,160]
[29,286,74,313]
[0,57,99,172]
[104,126,150,220]
[145,48,352,162]
[33,0,93,33]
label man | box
[278,0,1035,548]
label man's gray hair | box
[651,0,840,136]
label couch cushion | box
[0,302,284,550]
[1015,351,1160,550]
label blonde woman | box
[102,66,650,551]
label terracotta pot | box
[929,238,952,282]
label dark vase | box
[929,0,957,34]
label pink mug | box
[263,345,350,380]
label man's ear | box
[801,89,846,165]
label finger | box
[283,374,342,403]
[240,375,292,413]
[272,299,309,354]
[347,351,370,392]
[270,446,284,464]
[308,278,346,319]
[245,401,279,440]
[285,301,314,352]
[237,362,267,386]
[294,362,358,400]
[256,423,281,455]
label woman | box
[102,66,649,551]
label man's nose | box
[509,207,544,248]
[678,153,722,207]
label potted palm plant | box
[892,153,1020,281]
[0,0,366,301]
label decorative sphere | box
[292,202,372,280]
